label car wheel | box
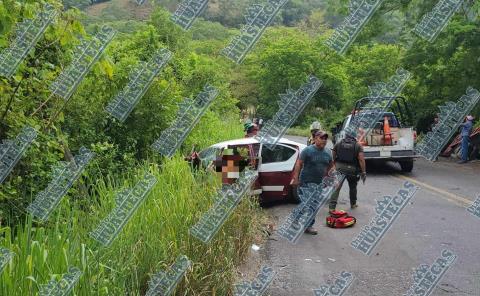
[399,160,414,173]
[287,186,301,204]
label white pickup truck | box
[332,97,417,172]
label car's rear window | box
[261,145,296,164]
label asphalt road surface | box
[248,135,480,296]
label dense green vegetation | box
[1,157,266,295]
[0,0,479,294]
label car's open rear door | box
[257,143,298,202]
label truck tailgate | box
[362,128,416,159]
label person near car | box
[291,131,333,235]
[458,115,474,164]
[330,134,366,210]
[244,122,259,138]
[242,122,259,167]
[307,121,322,146]
[258,118,263,130]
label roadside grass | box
[286,126,310,138]
[0,119,264,295]
[0,157,265,295]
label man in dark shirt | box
[330,135,366,210]
[291,131,334,235]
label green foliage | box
[148,6,190,51]
[1,0,480,293]
[190,19,234,41]
[244,28,343,119]
[0,2,241,223]
[402,18,480,131]
[286,126,311,138]
[63,0,91,10]
[0,158,265,295]
[235,21,406,127]
[278,0,325,27]
[80,0,329,29]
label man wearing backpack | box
[330,134,366,210]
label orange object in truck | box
[384,116,392,145]
[357,128,367,146]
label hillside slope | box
[85,0,153,21]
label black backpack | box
[336,138,359,163]
[335,138,361,175]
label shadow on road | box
[259,160,409,209]
[365,159,404,175]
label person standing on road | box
[291,131,334,235]
[307,121,322,146]
[329,134,366,210]
[458,115,474,164]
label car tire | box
[288,187,301,204]
[399,160,414,173]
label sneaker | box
[304,227,318,235]
[351,204,358,209]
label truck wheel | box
[399,160,414,172]
[288,187,301,204]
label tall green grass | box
[0,120,265,295]
[287,126,311,137]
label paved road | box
[250,135,480,296]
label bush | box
[0,157,265,295]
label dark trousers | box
[297,182,319,227]
[329,175,359,210]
